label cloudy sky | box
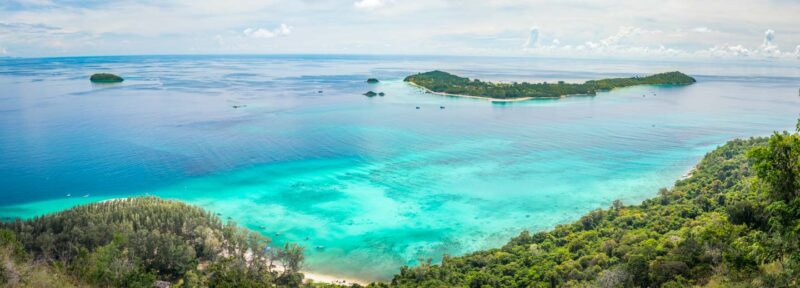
[1,0,799,60]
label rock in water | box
[363,91,378,97]
[90,73,124,83]
[366,78,380,83]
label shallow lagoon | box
[1,55,799,280]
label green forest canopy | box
[1,197,306,287]
[404,71,696,99]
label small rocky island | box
[366,78,380,84]
[404,70,696,101]
[363,91,385,97]
[90,73,124,83]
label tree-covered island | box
[89,73,124,83]
[404,71,696,100]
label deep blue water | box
[1,55,799,280]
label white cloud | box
[527,26,663,55]
[599,26,658,47]
[703,44,752,57]
[523,26,539,49]
[243,28,275,38]
[354,0,387,10]
[242,24,291,39]
[759,29,780,56]
[697,29,798,59]
[276,23,291,35]
[764,29,775,43]
[0,0,799,60]
[692,27,713,33]
[521,24,800,61]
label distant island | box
[364,91,385,97]
[89,73,124,83]
[404,70,696,101]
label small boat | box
[440,106,445,109]
[315,245,325,250]
[416,106,420,109]
[66,194,71,197]
[82,194,89,198]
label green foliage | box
[89,73,124,83]
[2,197,306,287]
[404,70,696,99]
[385,134,800,287]
[1,228,79,287]
[748,131,800,278]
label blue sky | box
[0,0,799,60]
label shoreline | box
[303,271,370,286]
[681,165,698,179]
[405,81,590,102]
[406,81,538,102]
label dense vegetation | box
[0,197,306,287]
[404,71,696,99]
[89,73,124,83]
[379,128,800,287]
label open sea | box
[1,55,799,281]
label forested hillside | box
[380,130,800,287]
[1,197,306,287]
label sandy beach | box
[303,271,370,286]
[406,81,539,102]
[405,80,604,102]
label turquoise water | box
[1,55,799,280]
